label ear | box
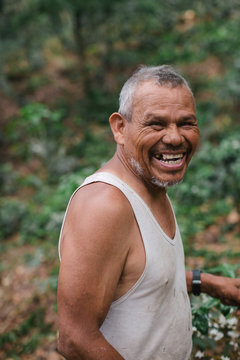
[109,112,127,145]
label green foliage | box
[0,163,20,196]
[0,199,27,239]
[42,265,60,292]
[1,1,240,358]
[169,127,240,244]
[41,274,59,292]
[7,103,78,181]
[19,169,94,244]
[0,308,52,356]
[24,249,44,268]
[207,263,239,279]
[173,130,240,207]
[192,297,218,335]
[18,103,65,138]
[191,264,239,357]
[79,88,118,124]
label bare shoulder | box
[69,181,133,223]
[60,181,135,258]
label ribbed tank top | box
[58,172,192,360]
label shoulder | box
[68,181,134,224]
[60,181,135,258]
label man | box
[57,65,240,360]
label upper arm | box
[58,183,134,336]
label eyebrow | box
[144,113,197,123]
[143,114,166,122]
[180,115,197,122]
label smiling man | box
[115,81,199,188]
[57,65,240,360]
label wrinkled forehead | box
[134,80,193,100]
[132,80,195,112]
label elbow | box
[57,331,80,360]
[57,335,70,359]
[58,327,93,360]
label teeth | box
[164,159,181,164]
[153,153,184,164]
[162,153,183,160]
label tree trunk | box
[73,9,90,95]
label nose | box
[162,125,184,146]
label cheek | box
[186,133,200,164]
[192,131,200,149]
[186,129,200,149]
[135,129,158,149]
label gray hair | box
[118,65,194,121]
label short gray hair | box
[118,65,194,121]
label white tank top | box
[58,172,192,360]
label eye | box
[148,121,166,130]
[178,119,197,127]
[179,122,191,127]
[151,124,164,131]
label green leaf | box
[206,263,239,278]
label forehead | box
[132,81,195,115]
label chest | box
[114,213,181,302]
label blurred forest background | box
[0,0,240,359]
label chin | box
[151,177,183,189]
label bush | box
[0,199,27,239]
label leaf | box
[206,263,239,278]
[193,312,209,335]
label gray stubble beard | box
[129,157,183,189]
[150,177,183,189]
[129,158,144,176]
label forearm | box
[186,270,225,296]
[185,270,193,293]
[200,272,221,297]
[58,330,125,360]
[186,270,240,308]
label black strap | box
[192,269,201,296]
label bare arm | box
[58,183,135,359]
[186,270,240,310]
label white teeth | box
[153,153,184,164]
[165,159,181,164]
[162,153,183,160]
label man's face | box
[121,81,200,188]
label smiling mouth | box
[153,152,185,164]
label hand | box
[201,273,240,313]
